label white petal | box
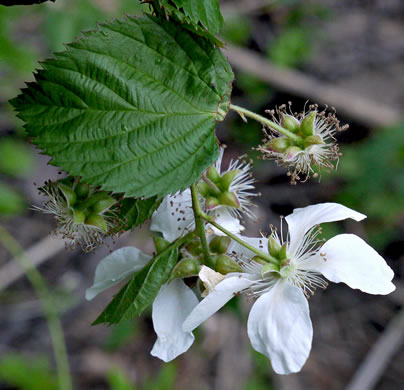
[247,281,313,375]
[286,203,366,254]
[85,247,151,300]
[313,234,395,295]
[151,279,199,362]
[183,276,253,332]
[209,209,244,235]
[150,189,194,242]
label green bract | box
[11,15,233,198]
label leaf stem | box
[230,104,302,142]
[190,184,215,268]
[0,225,73,390]
[200,216,278,265]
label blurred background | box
[0,0,403,389]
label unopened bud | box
[185,240,203,256]
[284,146,303,161]
[206,166,221,183]
[170,258,200,280]
[219,169,241,191]
[301,111,317,136]
[219,191,240,208]
[265,138,290,153]
[205,196,220,210]
[303,135,324,149]
[75,182,90,199]
[85,214,108,232]
[196,181,210,197]
[282,114,300,133]
[59,183,76,206]
[268,236,281,257]
[209,235,231,254]
[215,255,242,275]
[153,236,170,253]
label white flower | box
[86,247,198,362]
[150,188,243,242]
[183,203,395,374]
[259,104,348,184]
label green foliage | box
[0,182,25,216]
[12,15,233,199]
[221,16,251,46]
[151,0,224,45]
[108,370,137,390]
[118,197,161,231]
[104,320,138,351]
[94,246,178,325]
[0,353,58,390]
[0,138,34,177]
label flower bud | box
[85,214,108,232]
[185,239,203,256]
[219,169,241,191]
[284,146,303,161]
[219,191,240,208]
[209,235,231,254]
[215,255,242,275]
[282,114,300,133]
[196,181,210,197]
[206,166,221,183]
[300,111,317,136]
[205,196,220,210]
[59,183,76,206]
[91,194,117,214]
[75,182,90,199]
[170,258,200,280]
[268,236,281,257]
[303,135,324,149]
[153,236,170,253]
[265,138,290,153]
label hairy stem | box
[230,104,302,143]
[200,216,278,265]
[0,225,73,390]
[190,184,215,268]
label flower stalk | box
[230,104,303,143]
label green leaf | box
[0,182,25,217]
[118,197,161,231]
[93,246,178,325]
[152,0,224,45]
[11,15,234,198]
[0,138,35,177]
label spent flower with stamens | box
[258,103,348,184]
[197,148,258,219]
[34,178,118,251]
[183,203,395,374]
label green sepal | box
[196,181,210,198]
[206,166,221,183]
[170,258,200,280]
[72,208,86,224]
[261,263,279,278]
[303,135,324,149]
[209,235,231,254]
[214,255,242,274]
[75,182,90,199]
[59,183,76,207]
[282,114,300,133]
[205,196,220,210]
[153,236,170,254]
[219,169,241,191]
[91,194,117,214]
[85,214,108,232]
[265,138,290,153]
[301,111,317,137]
[219,191,240,208]
[268,236,281,257]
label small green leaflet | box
[11,15,233,198]
[93,246,178,325]
[117,197,161,231]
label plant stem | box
[190,184,215,268]
[230,104,302,143]
[200,216,278,265]
[0,225,73,390]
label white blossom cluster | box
[87,149,395,375]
